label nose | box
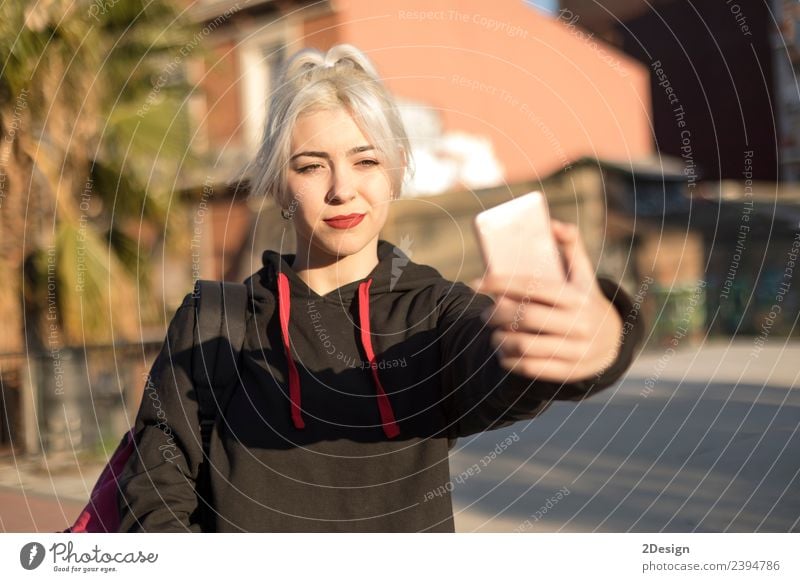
[326,166,357,205]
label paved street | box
[0,456,103,533]
[1,339,798,532]
[0,489,86,533]
[451,339,800,532]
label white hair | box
[248,44,413,209]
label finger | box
[474,273,577,307]
[491,329,584,361]
[483,298,590,337]
[551,221,596,290]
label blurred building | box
[560,0,797,182]
[1,1,661,458]
[12,1,800,457]
[163,0,799,341]
[560,0,800,338]
[175,0,653,287]
[773,0,800,182]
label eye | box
[357,159,379,168]
[296,164,324,174]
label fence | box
[0,341,163,457]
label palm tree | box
[1,0,200,353]
[0,0,210,453]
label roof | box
[568,155,688,180]
[188,0,277,22]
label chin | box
[308,231,375,260]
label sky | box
[524,0,560,16]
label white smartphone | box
[473,191,566,289]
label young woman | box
[118,44,642,532]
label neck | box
[290,237,380,296]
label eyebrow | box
[289,145,375,162]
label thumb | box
[551,220,596,290]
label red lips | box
[323,213,365,229]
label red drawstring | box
[275,272,399,439]
[358,279,401,439]
[277,272,305,429]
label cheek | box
[362,172,394,204]
[286,175,324,203]
[286,180,328,220]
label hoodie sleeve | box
[437,276,644,438]
[117,292,206,532]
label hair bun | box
[324,44,379,77]
[282,44,381,83]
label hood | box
[250,239,445,439]
[257,239,443,302]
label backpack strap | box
[192,280,248,455]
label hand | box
[470,220,623,383]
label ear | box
[276,187,298,211]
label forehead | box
[290,107,370,152]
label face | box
[285,106,395,263]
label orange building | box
[189,0,651,181]
[173,0,653,284]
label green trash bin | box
[649,281,706,348]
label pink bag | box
[62,280,248,533]
[63,428,136,532]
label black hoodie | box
[118,239,643,532]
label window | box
[240,31,286,150]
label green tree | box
[0,0,202,352]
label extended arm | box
[437,275,642,438]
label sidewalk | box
[1,338,798,532]
[0,455,104,532]
[451,338,800,532]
